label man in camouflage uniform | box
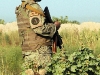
[15,0,61,75]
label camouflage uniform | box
[15,0,56,74]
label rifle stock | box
[52,35,57,53]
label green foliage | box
[69,20,80,25]
[0,19,5,24]
[52,16,68,24]
[52,16,80,24]
[46,48,100,75]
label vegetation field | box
[0,22,100,74]
[0,46,22,75]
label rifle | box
[44,6,62,53]
[44,6,54,24]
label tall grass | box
[0,31,22,75]
[0,31,20,46]
[0,46,22,75]
[60,28,100,55]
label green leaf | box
[71,65,77,72]
[89,68,93,71]
[68,52,76,62]
[85,55,89,59]
[68,55,73,62]
[96,66,100,70]
[77,63,82,67]
[89,53,94,58]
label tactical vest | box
[15,4,52,51]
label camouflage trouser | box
[22,46,52,72]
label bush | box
[46,48,100,75]
[52,16,80,24]
[0,19,5,24]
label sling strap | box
[21,2,45,16]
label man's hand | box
[54,21,61,30]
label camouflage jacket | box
[15,2,56,51]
